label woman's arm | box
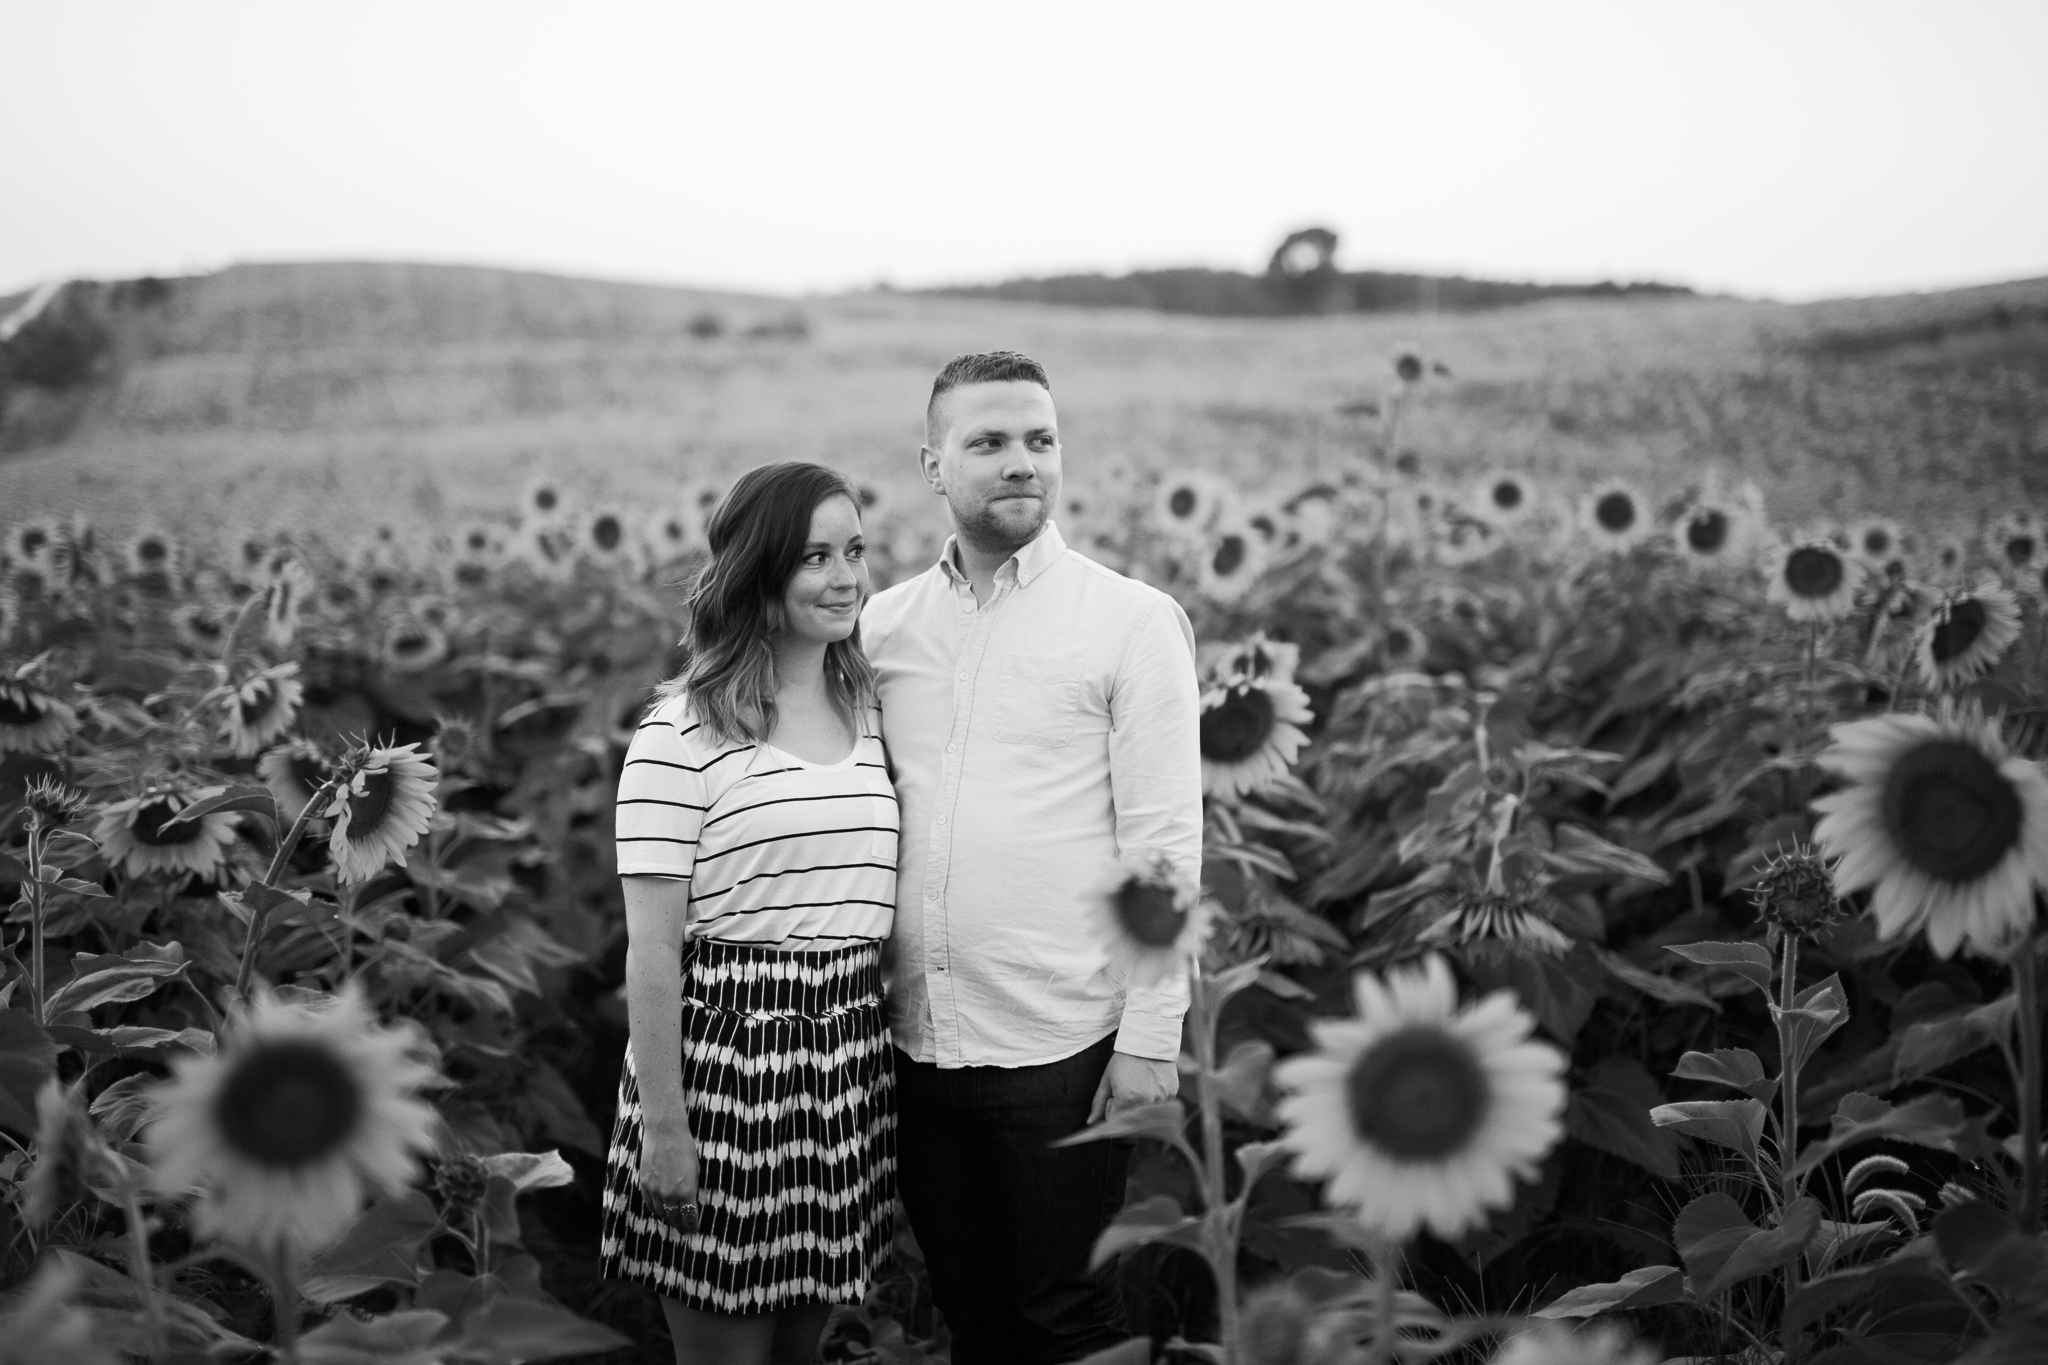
[622,875,698,1214]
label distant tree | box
[1264,227,1343,313]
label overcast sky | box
[5,1,2045,302]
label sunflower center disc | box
[1785,547,1845,597]
[1396,355,1423,383]
[0,693,47,726]
[348,768,398,835]
[133,798,197,847]
[1864,530,1891,555]
[2009,536,2037,566]
[594,517,623,550]
[1930,600,1986,662]
[1201,687,1277,764]
[1881,739,2022,883]
[1345,1026,1489,1160]
[1212,536,1247,576]
[239,682,278,726]
[1687,511,1729,554]
[215,1040,363,1167]
[1594,494,1634,532]
[1168,488,1197,519]
[1114,881,1185,948]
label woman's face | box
[780,493,869,647]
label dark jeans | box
[893,1033,1131,1365]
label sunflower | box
[1987,511,2040,575]
[1580,480,1650,550]
[262,559,311,649]
[381,616,449,674]
[1915,580,2022,691]
[0,682,78,754]
[1379,618,1428,672]
[1674,502,1748,567]
[124,526,181,585]
[1431,509,1501,568]
[258,739,330,822]
[1927,534,1971,583]
[1079,852,1210,988]
[1211,632,1302,689]
[1848,517,1906,569]
[1746,840,1846,938]
[20,774,87,826]
[447,520,506,577]
[519,475,573,527]
[1198,519,1269,603]
[580,506,635,569]
[1388,343,1446,389]
[95,784,239,880]
[640,502,698,566]
[1494,1323,1658,1365]
[1152,472,1229,542]
[1812,701,2048,958]
[146,984,439,1254]
[1474,471,1536,527]
[325,743,440,883]
[681,479,726,529]
[1419,891,1571,963]
[221,663,304,759]
[39,517,97,598]
[509,521,575,582]
[171,602,230,655]
[1767,537,1864,624]
[1201,673,1313,800]
[1273,955,1567,1241]
[8,517,62,568]
[1282,483,1345,549]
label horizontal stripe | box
[705,790,900,830]
[692,861,896,902]
[695,898,895,928]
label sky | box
[5,1,2045,303]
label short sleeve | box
[614,703,708,879]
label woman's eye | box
[847,544,866,560]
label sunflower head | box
[1202,676,1314,801]
[520,475,572,526]
[1915,581,2022,693]
[1475,471,1536,526]
[1812,700,2048,958]
[1676,503,1745,564]
[1272,955,1567,1241]
[433,1151,490,1220]
[1199,521,1267,602]
[1419,890,1571,963]
[21,774,87,826]
[1747,841,1846,937]
[1582,480,1648,548]
[0,682,80,755]
[1210,633,1302,689]
[94,783,239,881]
[325,742,441,883]
[1084,853,1210,988]
[145,985,440,1254]
[1990,511,2040,573]
[1769,537,1865,624]
[124,527,181,586]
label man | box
[861,351,1204,1364]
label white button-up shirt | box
[863,522,1203,1067]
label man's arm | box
[1093,593,1205,1117]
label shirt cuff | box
[1113,1006,1188,1063]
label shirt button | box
[938,815,948,825]
[925,888,938,900]
[946,743,956,754]
[957,672,968,681]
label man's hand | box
[1088,1051,1180,1124]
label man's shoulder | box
[1057,547,1188,624]
[863,570,935,637]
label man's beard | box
[952,488,1050,559]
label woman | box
[600,462,898,1365]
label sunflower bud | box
[21,774,87,826]
[1748,841,1845,937]
[434,1152,490,1220]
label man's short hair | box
[925,351,1051,448]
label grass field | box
[2,260,2044,542]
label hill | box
[0,260,2044,543]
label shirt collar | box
[937,520,1068,590]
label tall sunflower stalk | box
[2013,918,2043,1236]
[232,769,343,999]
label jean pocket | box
[991,653,1082,748]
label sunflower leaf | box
[1791,1093,1968,1177]
[1534,1264,1687,1319]
[1701,1196,1824,1298]
[0,1009,56,1136]
[1088,1194,1204,1269]
[1771,974,1850,1078]
[1673,1048,1779,1104]
[1651,1098,1766,1163]
[1596,950,1721,1012]
[159,783,277,829]
[43,947,188,1018]
[1666,941,1775,998]
[1892,994,2018,1089]
[1208,1040,1275,1123]
[1566,1057,1689,1180]
[300,1191,440,1303]
[1674,1192,1759,1293]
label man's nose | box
[1000,447,1038,480]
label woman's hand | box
[638,1124,702,1234]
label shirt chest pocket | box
[991,653,1083,748]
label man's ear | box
[918,445,944,495]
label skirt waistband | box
[681,937,883,1017]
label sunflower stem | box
[1363,1232,1399,1365]
[25,816,47,1028]
[235,774,343,1000]
[267,1245,302,1363]
[1797,622,1819,794]
[1776,930,1804,1346]
[2015,934,2042,1236]
[1190,961,1240,1363]
[119,1177,166,1354]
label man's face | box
[921,380,1062,556]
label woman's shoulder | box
[631,690,719,756]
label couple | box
[599,351,1205,1365]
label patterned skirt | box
[599,937,897,1313]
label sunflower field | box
[3,361,2048,1365]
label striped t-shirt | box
[615,692,898,950]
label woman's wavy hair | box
[653,462,877,745]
